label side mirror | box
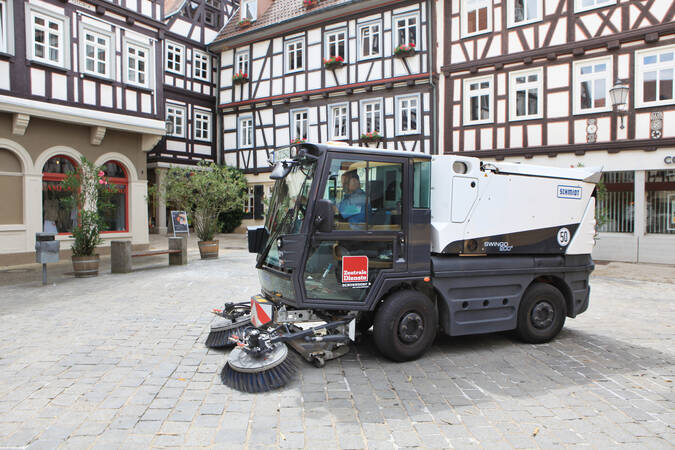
[270,161,293,179]
[314,199,334,233]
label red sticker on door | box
[342,256,369,287]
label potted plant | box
[60,157,117,277]
[360,131,383,143]
[291,138,307,145]
[324,55,345,70]
[303,0,320,8]
[394,43,416,58]
[238,18,253,28]
[161,162,247,260]
[232,71,249,84]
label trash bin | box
[36,233,59,284]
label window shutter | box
[253,184,264,220]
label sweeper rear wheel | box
[221,343,297,393]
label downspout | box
[216,52,222,165]
[427,0,437,155]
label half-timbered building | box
[148,0,235,234]
[439,0,675,264]
[0,0,166,263]
[210,0,437,227]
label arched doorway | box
[42,155,78,234]
[100,161,129,233]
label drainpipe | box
[427,0,437,155]
[216,52,223,165]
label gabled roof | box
[164,0,188,18]
[213,0,356,48]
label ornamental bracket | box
[12,114,30,136]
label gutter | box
[427,0,437,155]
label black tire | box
[516,283,567,344]
[373,290,437,362]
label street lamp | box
[609,80,629,130]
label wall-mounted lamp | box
[609,80,629,130]
[165,120,174,135]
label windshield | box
[262,157,316,269]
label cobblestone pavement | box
[0,239,674,449]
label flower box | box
[238,18,253,28]
[303,0,320,8]
[394,43,416,58]
[360,132,382,142]
[324,55,345,70]
[291,138,307,145]
[232,72,249,84]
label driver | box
[337,170,366,227]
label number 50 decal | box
[557,227,571,247]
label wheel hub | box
[398,312,424,343]
[531,301,555,329]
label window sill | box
[574,1,616,14]
[26,59,69,73]
[124,82,154,94]
[166,68,186,77]
[193,76,211,83]
[396,131,421,137]
[507,18,543,29]
[461,29,492,40]
[285,68,304,75]
[508,114,543,122]
[463,120,493,126]
[80,71,115,84]
[635,100,675,109]
[358,55,382,62]
[572,107,612,115]
[0,225,26,232]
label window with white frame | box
[125,42,149,88]
[325,29,346,59]
[358,22,381,59]
[361,100,382,134]
[30,10,65,66]
[193,50,210,81]
[166,105,186,137]
[574,57,611,114]
[241,0,257,21]
[396,95,420,135]
[394,14,418,48]
[236,50,249,76]
[194,110,211,141]
[243,185,254,214]
[464,76,493,124]
[636,46,675,107]
[509,0,541,27]
[329,104,349,140]
[462,0,492,37]
[575,0,615,13]
[509,69,542,120]
[291,109,308,141]
[0,1,7,53]
[82,29,111,77]
[166,41,185,74]
[239,116,253,148]
[285,38,304,72]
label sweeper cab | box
[216,142,600,392]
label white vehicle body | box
[430,155,601,256]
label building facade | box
[439,0,675,264]
[149,0,235,234]
[0,0,166,264]
[210,0,437,227]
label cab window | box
[322,158,403,231]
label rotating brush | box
[205,302,251,349]
[220,341,297,393]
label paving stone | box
[0,239,673,449]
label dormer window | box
[241,0,257,21]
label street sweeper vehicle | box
[211,142,600,392]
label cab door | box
[300,154,408,307]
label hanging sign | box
[342,255,369,288]
[170,211,190,237]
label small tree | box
[60,157,117,256]
[161,162,247,241]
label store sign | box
[665,156,674,164]
[342,256,369,288]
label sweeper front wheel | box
[221,343,297,393]
[373,290,437,362]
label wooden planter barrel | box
[72,255,100,277]
[198,240,219,259]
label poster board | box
[170,211,190,237]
